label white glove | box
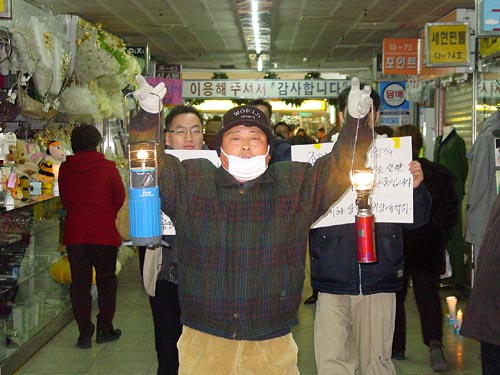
[348,77,373,119]
[133,75,167,113]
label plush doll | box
[4,144,18,165]
[37,140,66,190]
[14,140,40,176]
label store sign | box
[379,81,410,126]
[156,64,182,79]
[477,80,500,98]
[477,0,500,36]
[126,46,147,58]
[182,79,349,99]
[382,38,419,75]
[479,37,500,58]
[425,22,470,67]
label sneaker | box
[429,340,447,372]
[96,328,122,344]
[391,350,406,361]
[76,334,92,349]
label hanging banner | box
[382,38,420,75]
[478,0,500,36]
[145,77,183,105]
[425,22,470,67]
[182,79,350,99]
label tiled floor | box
[13,253,482,375]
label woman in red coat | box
[58,124,125,349]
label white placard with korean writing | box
[161,149,221,234]
[291,136,413,227]
[182,79,350,99]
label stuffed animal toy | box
[37,140,66,190]
[4,144,18,165]
[13,140,40,176]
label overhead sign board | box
[382,38,420,75]
[182,79,350,99]
[425,22,470,67]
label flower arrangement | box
[10,14,72,113]
[9,15,140,122]
[63,18,140,121]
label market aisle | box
[14,252,482,375]
[13,253,157,375]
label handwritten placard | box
[291,137,413,227]
[161,149,221,234]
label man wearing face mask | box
[130,76,374,375]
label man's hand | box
[409,160,424,188]
[133,75,167,113]
[348,77,373,119]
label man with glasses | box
[164,105,205,151]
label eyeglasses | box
[169,126,203,135]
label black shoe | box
[96,328,122,344]
[304,294,318,305]
[391,350,405,361]
[429,340,447,372]
[77,334,92,349]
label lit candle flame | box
[350,169,375,191]
[137,149,148,160]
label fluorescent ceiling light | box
[252,0,261,54]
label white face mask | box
[221,146,269,181]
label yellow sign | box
[479,37,500,58]
[425,22,470,67]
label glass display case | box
[0,196,71,375]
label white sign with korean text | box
[161,149,221,234]
[182,79,350,99]
[291,137,414,227]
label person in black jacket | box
[310,87,432,375]
[249,99,291,163]
[392,125,460,372]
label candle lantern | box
[351,168,377,263]
[127,141,161,247]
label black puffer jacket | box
[310,184,431,295]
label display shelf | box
[0,197,71,375]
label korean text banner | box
[182,79,350,99]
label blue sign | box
[380,81,409,111]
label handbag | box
[143,246,162,296]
